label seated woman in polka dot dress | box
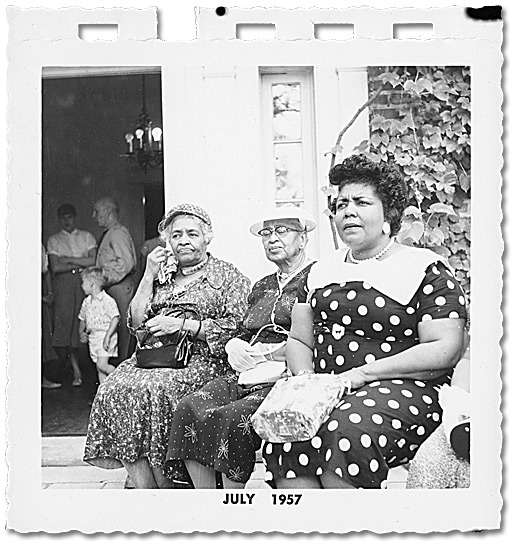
[262,155,468,489]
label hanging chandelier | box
[123,74,163,173]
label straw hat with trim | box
[249,206,317,236]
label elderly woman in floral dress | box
[83,204,250,489]
[165,206,316,488]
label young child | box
[78,267,120,383]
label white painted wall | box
[162,64,369,284]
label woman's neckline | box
[276,257,312,286]
[344,240,403,264]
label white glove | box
[225,338,261,373]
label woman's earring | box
[382,221,391,235]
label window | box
[261,69,316,210]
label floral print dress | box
[164,263,313,484]
[83,254,250,470]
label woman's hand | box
[144,246,169,280]
[79,331,89,344]
[338,368,368,391]
[145,315,185,336]
[225,338,260,373]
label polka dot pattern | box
[375,296,386,308]
[262,260,466,489]
[339,438,351,452]
[311,436,322,449]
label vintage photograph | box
[40,64,471,493]
[6,4,503,535]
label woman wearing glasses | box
[165,206,316,488]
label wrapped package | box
[251,373,346,443]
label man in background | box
[93,197,137,364]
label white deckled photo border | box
[5,4,503,534]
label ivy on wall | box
[351,66,471,297]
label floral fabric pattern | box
[83,254,250,470]
[164,264,313,483]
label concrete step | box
[42,436,87,467]
[41,436,407,489]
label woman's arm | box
[342,318,465,389]
[285,303,315,376]
[129,246,165,328]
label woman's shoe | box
[72,378,83,387]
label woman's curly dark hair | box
[329,154,409,237]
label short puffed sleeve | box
[413,261,468,323]
[296,274,312,304]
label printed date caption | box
[222,493,302,505]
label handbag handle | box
[172,307,200,345]
[136,307,200,346]
[249,323,289,346]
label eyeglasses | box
[258,226,303,238]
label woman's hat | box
[249,205,317,236]
[158,203,213,234]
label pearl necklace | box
[347,238,395,264]
[179,255,208,276]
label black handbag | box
[135,308,200,369]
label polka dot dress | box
[263,261,467,488]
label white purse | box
[237,341,288,386]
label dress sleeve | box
[296,273,311,304]
[202,267,251,357]
[414,261,468,322]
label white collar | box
[307,246,452,305]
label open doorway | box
[41,67,164,436]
